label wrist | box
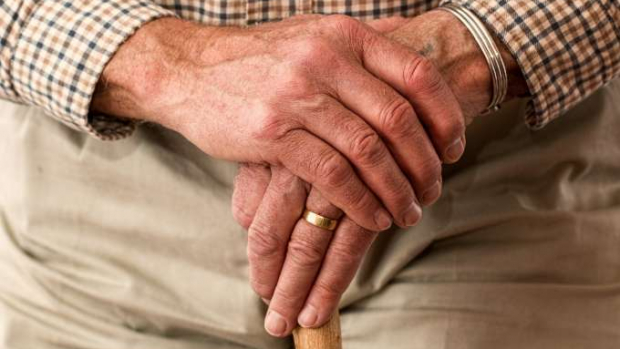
[428,10,493,120]
[387,10,527,123]
[90,17,222,126]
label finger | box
[298,96,418,226]
[232,163,272,229]
[264,188,341,337]
[247,168,307,300]
[278,129,392,231]
[365,16,408,33]
[333,64,443,208]
[298,215,378,328]
[360,29,466,164]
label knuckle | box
[280,65,318,97]
[404,56,444,95]
[251,106,294,142]
[323,14,360,31]
[287,236,325,268]
[273,286,299,308]
[328,242,364,267]
[438,116,465,145]
[249,275,274,299]
[377,178,417,215]
[380,98,416,137]
[454,109,466,134]
[322,15,368,50]
[272,171,304,200]
[294,93,336,116]
[349,130,385,166]
[415,156,442,188]
[315,152,351,189]
[345,186,377,214]
[294,37,339,68]
[232,201,253,229]
[313,280,343,302]
[247,224,285,259]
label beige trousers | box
[1,79,620,349]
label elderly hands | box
[93,10,514,339]
[93,14,464,231]
[230,11,522,337]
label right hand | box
[93,15,465,231]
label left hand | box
[232,10,528,338]
[233,164,379,337]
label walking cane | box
[293,310,342,349]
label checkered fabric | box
[443,0,620,130]
[0,0,618,139]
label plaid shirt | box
[0,1,618,139]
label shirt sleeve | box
[0,1,175,140]
[440,0,620,129]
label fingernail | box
[265,310,288,337]
[298,305,318,328]
[403,200,422,226]
[445,138,464,163]
[261,298,271,305]
[374,209,392,230]
[421,180,441,206]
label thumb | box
[366,16,409,33]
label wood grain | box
[293,311,342,349]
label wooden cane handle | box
[293,311,342,349]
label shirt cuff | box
[439,0,620,130]
[11,1,176,140]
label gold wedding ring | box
[302,209,339,231]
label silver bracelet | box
[439,3,508,114]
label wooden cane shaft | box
[293,311,342,349]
